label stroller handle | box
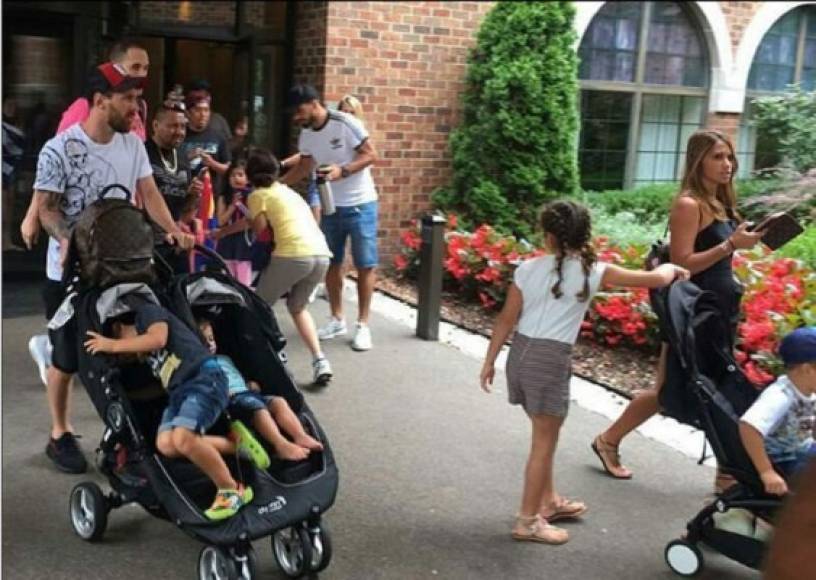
[191,244,232,277]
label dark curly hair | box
[539,200,597,302]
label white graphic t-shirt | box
[741,375,816,464]
[298,110,377,207]
[33,124,152,281]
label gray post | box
[416,214,446,340]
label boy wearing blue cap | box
[740,326,816,496]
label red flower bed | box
[394,216,816,386]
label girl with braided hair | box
[480,199,689,545]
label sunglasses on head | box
[162,98,186,112]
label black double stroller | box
[652,281,783,576]
[67,246,338,579]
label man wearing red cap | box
[29,61,194,473]
[179,89,231,194]
[20,40,150,251]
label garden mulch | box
[372,271,660,399]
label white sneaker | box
[312,357,333,385]
[28,334,52,386]
[317,317,347,340]
[351,322,372,351]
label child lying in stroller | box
[197,318,323,462]
[83,303,269,521]
[739,326,816,496]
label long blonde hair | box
[338,94,364,120]
[679,130,740,222]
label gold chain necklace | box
[159,147,177,173]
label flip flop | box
[591,435,633,479]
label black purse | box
[645,222,670,271]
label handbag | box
[645,221,670,271]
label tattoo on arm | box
[37,191,70,240]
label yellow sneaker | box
[204,485,254,521]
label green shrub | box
[433,1,579,239]
[752,86,816,173]
[579,183,676,224]
[578,178,798,225]
[777,226,816,269]
[590,211,666,246]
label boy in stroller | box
[739,326,816,496]
[197,317,323,462]
[84,302,268,521]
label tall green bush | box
[752,86,816,173]
[433,1,579,238]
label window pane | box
[644,2,708,87]
[747,9,802,91]
[579,91,633,190]
[578,2,642,82]
[635,95,704,185]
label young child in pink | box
[213,161,254,286]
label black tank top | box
[690,218,741,344]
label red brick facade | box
[292,1,494,261]
[720,1,763,54]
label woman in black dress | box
[591,130,764,482]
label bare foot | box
[293,434,323,451]
[275,440,310,461]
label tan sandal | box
[540,497,588,522]
[511,515,569,545]
[591,435,633,479]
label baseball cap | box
[185,89,212,109]
[86,62,146,96]
[285,84,320,111]
[778,326,816,367]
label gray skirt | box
[506,333,573,417]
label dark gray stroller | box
[652,281,783,576]
[68,247,338,579]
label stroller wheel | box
[665,539,704,577]
[308,521,333,573]
[198,545,238,580]
[231,544,257,580]
[69,482,108,542]
[272,525,312,578]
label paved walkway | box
[2,280,757,579]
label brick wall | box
[719,1,762,54]
[292,2,329,95]
[291,1,494,262]
[705,112,742,144]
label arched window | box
[578,1,709,191]
[738,5,816,177]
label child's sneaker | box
[205,484,254,521]
[230,421,271,470]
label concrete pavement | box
[2,279,758,579]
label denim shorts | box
[158,364,229,434]
[320,201,379,268]
[306,179,321,208]
[229,390,274,414]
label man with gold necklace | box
[145,99,203,273]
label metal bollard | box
[416,214,447,340]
